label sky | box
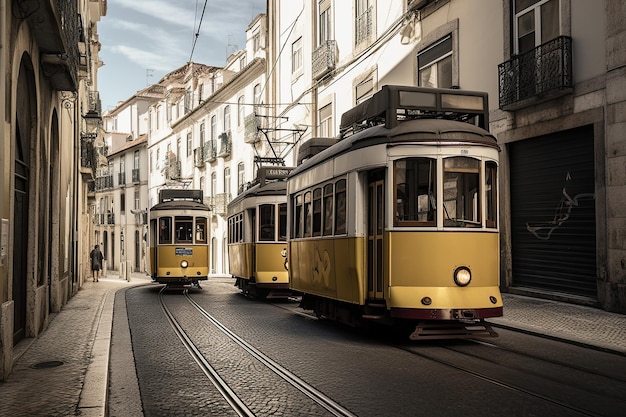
[97,0,266,111]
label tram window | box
[279,203,287,241]
[175,216,193,243]
[323,183,334,236]
[195,217,207,243]
[259,204,276,241]
[394,158,436,226]
[335,179,346,235]
[486,161,497,228]
[159,217,172,244]
[313,188,322,236]
[443,157,481,227]
[294,194,303,238]
[304,191,312,237]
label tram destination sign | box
[257,166,294,185]
[175,248,193,256]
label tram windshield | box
[394,158,437,226]
[443,157,480,227]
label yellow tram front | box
[227,169,291,299]
[287,85,503,339]
[148,189,210,286]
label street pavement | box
[0,273,624,417]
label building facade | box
[0,0,106,380]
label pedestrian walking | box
[90,244,104,282]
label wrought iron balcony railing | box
[244,114,259,143]
[498,36,573,111]
[194,146,205,167]
[217,131,232,158]
[312,40,337,80]
[206,193,231,216]
[204,141,216,162]
[132,168,140,183]
[355,6,372,46]
[118,172,126,185]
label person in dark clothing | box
[90,244,104,282]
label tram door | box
[368,172,385,299]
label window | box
[356,77,374,104]
[239,56,247,70]
[355,0,372,45]
[134,150,140,170]
[279,203,287,241]
[319,0,332,45]
[486,161,498,228]
[224,106,231,131]
[238,95,245,127]
[119,155,125,176]
[156,105,161,130]
[303,191,312,237]
[177,137,181,159]
[228,213,244,243]
[174,216,193,243]
[211,115,217,140]
[237,162,245,193]
[159,217,172,244]
[224,167,231,196]
[195,217,207,243]
[120,193,125,212]
[134,189,140,209]
[149,151,153,172]
[443,157,480,227]
[323,183,334,235]
[211,172,216,196]
[254,84,261,105]
[334,179,347,234]
[313,188,322,236]
[294,194,303,238]
[198,83,203,103]
[319,103,333,137]
[259,204,276,241]
[253,30,261,51]
[200,123,205,146]
[515,0,559,54]
[292,37,303,74]
[418,35,453,88]
[186,132,192,157]
[394,158,437,226]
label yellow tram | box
[287,85,503,339]
[148,189,210,287]
[227,167,293,299]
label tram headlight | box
[180,260,189,268]
[453,266,471,286]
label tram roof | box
[289,118,499,178]
[228,180,288,207]
[150,200,210,212]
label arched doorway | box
[13,54,37,344]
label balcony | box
[80,135,97,178]
[193,146,205,167]
[217,131,232,158]
[498,36,573,111]
[118,172,126,185]
[206,193,231,216]
[312,40,336,80]
[95,175,113,190]
[132,168,140,183]
[244,114,259,143]
[204,141,216,163]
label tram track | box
[158,286,357,417]
[393,341,624,417]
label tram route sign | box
[175,248,193,256]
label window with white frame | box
[253,84,261,105]
[211,172,216,196]
[355,0,372,46]
[224,106,231,131]
[514,0,559,54]
[418,35,453,88]
[211,115,217,140]
[238,95,245,127]
[292,37,303,74]
[239,55,247,70]
[187,132,192,156]
[355,77,374,105]
[237,162,245,194]
[177,137,181,159]
[253,30,261,51]
[319,0,332,45]
[224,167,231,196]
[319,103,333,137]
[200,122,205,146]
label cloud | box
[109,0,196,27]
[109,45,180,71]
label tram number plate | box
[175,248,193,256]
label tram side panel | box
[289,237,364,305]
[254,243,289,287]
[228,242,253,279]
